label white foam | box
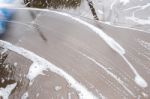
[0,4,126,56]
[0,40,98,99]
[0,3,149,33]
[142,92,148,98]
[49,11,148,88]
[0,4,148,90]
[68,92,72,99]
[51,10,125,55]
[135,76,147,88]
[97,10,103,15]
[36,93,39,98]
[21,92,29,99]
[102,21,150,34]
[0,83,17,99]
[7,8,146,89]
[126,15,150,25]
[120,0,130,5]
[124,5,143,11]
[62,10,148,88]
[55,86,62,91]
[75,50,136,97]
[137,39,150,51]
[26,62,46,81]
[121,55,148,88]
[110,0,117,10]
[141,3,150,9]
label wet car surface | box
[0,0,150,99]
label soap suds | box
[54,11,147,88]
[68,92,72,99]
[0,40,98,99]
[43,10,147,89]
[21,92,29,99]
[0,83,17,99]
[52,10,126,56]
[121,55,147,88]
[74,50,136,97]
[55,86,62,91]
[126,15,150,25]
[120,0,130,5]
[137,39,150,51]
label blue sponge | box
[0,0,14,35]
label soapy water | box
[0,0,150,33]
[0,83,17,99]
[51,10,147,88]
[0,38,148,98]
[0,40,98,99]
[0,4,147,88]
[0,0,149,98]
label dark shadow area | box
[24,0,81,9]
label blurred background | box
[0,0,150,36]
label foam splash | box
[52,11,125,55]
[51,10,147,88]
[0,3,148,89]
[135,75,148,88]
[0,83,17,99]
[68,92,72,99]
[110,0,117,10]
[54,86,62,91]
[120,0,130,5]
[0,4,126,55]
[126,15,150,25]
[21,92,29,99]
[0,40,98,99]
[59,11,148,88]
[137,39,150,51]
[121,55,148,88]
[75,50,136,97]
[26,62,46,81]
[123,3,150,12]
[8,7,146,89]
